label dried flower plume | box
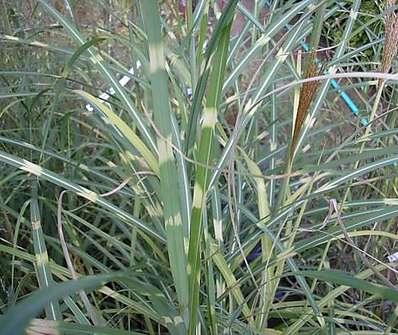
[381,0,398,74]
[291,51,320,153]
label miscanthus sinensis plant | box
[1,0,398,334]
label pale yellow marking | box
[90,55,104,64]
[184,237,189,254]
[36,252,49,266]
[78,189,98,202]
[192,185,204,209]
[162,316,173,324]
[21,160,43,176]
[4,35,18,41]
[166,213,182,227]
[385,198,398,206]
[106,161,117,168]
[350,9,358,20]
[31,220,41,230]
[202,108,217,127]
[304,115,316,130]
[148,43,163,74]
[258,35,270,46]
[31,41,47,48]
[173,316,184,325]
[276,49,288,62]
[302,144,311,153]
[270,141,277,151]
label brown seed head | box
[291,51,320,153]
[381,0,398,74]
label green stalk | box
[187,0,197,93]
[308,1,328,54]
[241,152,272,329]
[139,0,189,324]
[367,81,385,137]
[187,18,234,335]
[31,181,62,321]
[196,1,210,82]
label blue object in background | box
[300,41,369,126]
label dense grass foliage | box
[1,0,398,334]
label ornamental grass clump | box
[2,1,398,334]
